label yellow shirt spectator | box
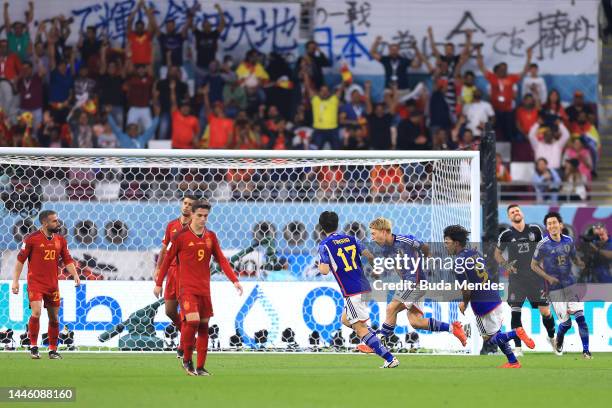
[312,95,339,130]
[236,62,269,88]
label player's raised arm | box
[211,233,242,295]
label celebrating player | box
[531,212,591,359]
[496,204,556,355]
[153,194,196,359]
[368,218,467,348]
[11,210,81,359]
[154,201,243,376]
[444,225,535,368]
[317,211,399,368]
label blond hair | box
[369,217,392,232]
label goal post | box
[0,147,481,353]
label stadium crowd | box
[0,1,602,202]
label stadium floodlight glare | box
[0,148,481,354]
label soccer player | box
[11,210,81,359]
[444,225,535,368]
[495,204,555,355]
[531,212,591,359]
[154,201,243,376]
[317,211,399,368]
[153,194,196,358]
[368,218,467,347]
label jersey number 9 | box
[197,249,206,261]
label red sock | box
[48,321,60,351]
[28,316,40,347]
[172,317,183,351]
[181,320,199,363]
[196,322,209,369]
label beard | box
[48,225,61,233]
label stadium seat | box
[510,162,535,182]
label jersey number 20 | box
[337,245,358,271]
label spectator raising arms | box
[303,72,344,150]
[169,80,199,149]
[106,104,159,149]
[527,119,570,170]
[126,0,157,66]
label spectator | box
[541,89,568,126]
[515,93,540,140]
[4,1,33,62]
[192,3,226,86]
[567,90,596,126]
[303,74,343,150]
[16,60,44,129]
[429,78,453,133]
[158,17,190,68]
[236,50,268,114]
[70,111,95,148]
[365,81,396,150]
[462,88,494,137]
[370,35,425,98]
[37,111,70,148]
[202,60,225,105]
[476,45,532,140]
[48,51,75,122]
[230,116,258,149]
[569,110,600,174]
[563,138,593,182]
[126,0,156,66]
[591,223,612,283]
[11,111,37,146]
[396,110,429,150]
[170,81,199,149]
[98,43,126,127]
[93,118,117,148]
[77,26,101,73]
[124,63,154,134]
[459,70,477,106]
[73,65,96,105]
[202,83,234,148]
[495,153,511,182]
[533,157,561,203]
[0,39,21,118]
[561,158,587,201]
[107,104,159,149]
[31,38,50,83]
[339,85,367,137]
[296,40,330,90]
[433,128,455,150]
[265,52,294,120]
[46,16,72,63]
[343,122,369,150]
[528,120,570,171]
[265,118,293,150]
[0,107,12,145]
[156,63,188,139]
[521,63,547,102]
[222,76,247,117]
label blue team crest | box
[528,232,535,241]
[564,244,570,253]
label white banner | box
[2,281,611,352]
[314,0,598,75]
[5,0,300,57]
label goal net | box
[0,148,480,353]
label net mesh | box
[0,150,477,353]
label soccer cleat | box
[176,348,184,359]
[498,361,521,368]
[554,337,563,356]
[582,351,593,360]
[451,321,468,347]
[182,360,197,376]
[514,347,524,357]
[546,336,555,351]
[515,327,535,349]
[30,346,40,360]
[48,350,63,359]
[195,367,212,376]
[356,343,374,354]
[380,357,400,369]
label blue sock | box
[428,318,450,332]
[556,319,572,345]
[574,311,590,353]
[363,330,393,362]
[379,323,395,338]
[488,330,518,363]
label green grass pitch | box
[1,352,611,408]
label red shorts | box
[164,267,178,301]
[179,293,213,319]
[28,289,60,308]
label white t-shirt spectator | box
[522,76,547,102]
[527,122,570,169]
[463,101,494,136]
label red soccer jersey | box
[17,230,74,292]
[156,226,238,296]
[162,218,189,268]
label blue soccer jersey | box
[454,247,502,316]
[319,232,371,297]
[532,235,578,290]
[367,234,424,282]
